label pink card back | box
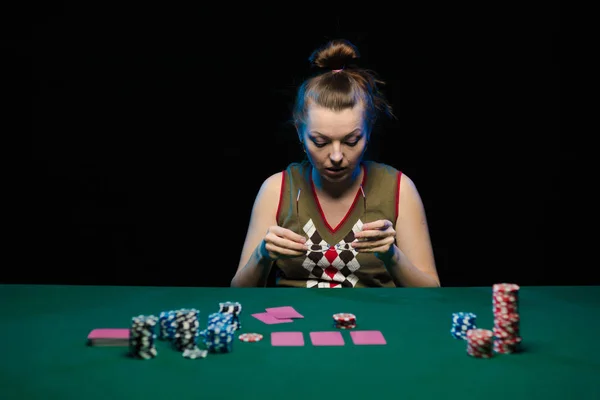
[265,306,304,319]
[252,312,294,324]
[310,331,345,346]
[349,330,387,345]
[271,332,305,346]
[87,328,129,340]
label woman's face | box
[300,103,368,183]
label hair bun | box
[308,39,360,70]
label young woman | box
[231,39,440,288]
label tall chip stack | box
[492,283,522,353]
[172,308,200,352]
[450,312,477,339]
[219,301,242,330]
[158,310,176,340]
[201,312,235,353]
[129,315,158,359]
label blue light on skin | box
[299,104,369,198]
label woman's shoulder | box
[261,171,283,194]
[364,160,402,178]
[285,160,311,174]
[260,161,309,193]
[363,161,421,196]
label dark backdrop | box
[20,5,567,287]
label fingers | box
[351,235,395,252]
[268,226,307,244]
[264,226,308,259]
[266,233,308,253]
[360,219,393,232]
[263,241,306,257]
[355,222,395,240]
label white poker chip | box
[182,348,208,359]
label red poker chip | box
[493,297,518,305]
[333,313,356,322]
[493,340,521,353]
[493,306,518,315]
[494,336,522,345]
[467,344,494,357]
[238,333,263,342]
[467,329,493,339]
[493,302,518,306]
[493,327,520,339]
[493,283,520,293]
[335,320,357,325]
[335,324,357,330]
[494,320,520,331]
[492,295,519,305]
[495,313,520,321]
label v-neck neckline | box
[309,164,367,234]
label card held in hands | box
[271,332,305,346]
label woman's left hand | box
[351,219,396,259]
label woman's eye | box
[311,138,360,148]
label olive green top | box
[275,160,402,288]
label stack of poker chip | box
[158,309,202,342]
[218,301,242,330]
[492,283,522,353]
[129,315,158,359]
[450,312,477,339]
[333,313,356,329]
[205,312,234,329]
[466,328,494,358]
[158,310,177,340]
[201,312,235,353]
[172,308,200,352]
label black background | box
[18,4,569,288]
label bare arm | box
[353,173,440,287]
[230,173,282,287]
[385,173,440,287]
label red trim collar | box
[310,164,367,233]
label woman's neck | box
[311,164,363,200]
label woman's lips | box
[325,167,346,176]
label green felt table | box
[1,284,600,400]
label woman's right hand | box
[259,226,308,261]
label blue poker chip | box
[450,312,477,339]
